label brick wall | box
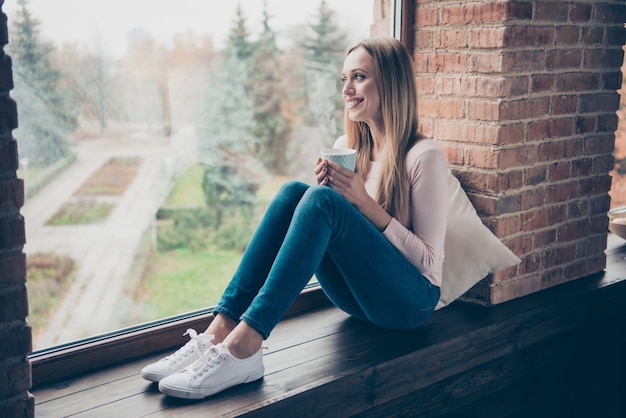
[0,0,33,417]
[408,0,626,304]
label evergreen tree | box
[299,0,347,142]
[199,3,260,228]
[8,0,77,165]
[250,2,288,174]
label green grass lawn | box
[131,166,292,322]
[165,164,207,207]
[136,247,241,320]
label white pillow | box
[436,170,521,309]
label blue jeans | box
[213,181,440,339]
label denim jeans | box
[213,181,440,339]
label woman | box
[142,37,449,400]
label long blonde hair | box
[345,37,423,225]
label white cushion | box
[437,170,521,309]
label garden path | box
[22,127,198,349]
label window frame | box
[29,0,412,388]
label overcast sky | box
[4,0,377,57]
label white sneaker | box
[141,329,214,382]
[158,343,265,399]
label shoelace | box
[166,329,214,363]
[189,344,228,377]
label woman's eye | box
[341,77,348,83]
[355,74,365,81]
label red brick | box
[0,216,25,248]
[415,6,437,27]
[484,213,522,235]
[606,27,626,47]
[575,116,597,134]
[0,54,13,92]
[436,28,468,48]
[467,145,537,169]
[491,265,519,283]
[0,253,26,283]
[500,97,550,120]
[594,3,626,25]
[435,52,468,73]
[415,29,434,50]
[469,52,504,73]
[507,234,533,257]
[556,26,580,44]
[0,284,28,321]
[538,141,566,161]
[581,27,605,45]
[603,71,623,92]
[471,27,506,48]
[543,244,577,269]
[549,161,571,181]
[502,50,546,72]
[531,74,554,93]
[467,99,500,121]
[415,76,433,95]
[529,118,574,141]
[441,2,508,25]
[525,166,547,186]
[584,49,625,69]
[546,49,582,70]
[555,72,600,92]
[579,234,608,258]
[567,200,589,218]
[419,97,464,118]
[498,123,525,145]
[435,121,502,145]
[593,154,614,175]
[570,3,592,22]
[504,26,555,47]
[0,322,31,360]
[0,393,34,418]
[557,220,589,242]
[520,188,545,211]
[0,98,17,135]
[590,194,611,214]
[552,95,578,115]
[535,1,569,21]
[0,138,18,171]
[441,144,464,165]
[0,178,24,209]
[533,229,557,249]
[598,113,618,133]
[585,134,615,155]
[545,181,578,203]
[0,357,31,398]
[564,137,584,158]
[571,158,592,177]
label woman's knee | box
[301,185,340,206]
[278,180,309,199]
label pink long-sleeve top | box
[334,135,448,287]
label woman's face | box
[341,47,382,130]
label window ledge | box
[32,268,626,417]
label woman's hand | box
[314,158,392,230]
[322,160,368,206]
[314,157,328,186]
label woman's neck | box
[369,124,386,162]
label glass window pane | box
[7,0,379,351]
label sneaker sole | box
[141,370,170,383]
[158,366,265,399]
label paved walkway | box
[23,127,198,349]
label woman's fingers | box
[314,158,327,185]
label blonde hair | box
[345,37,423,225]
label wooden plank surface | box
[33,236,626,417]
